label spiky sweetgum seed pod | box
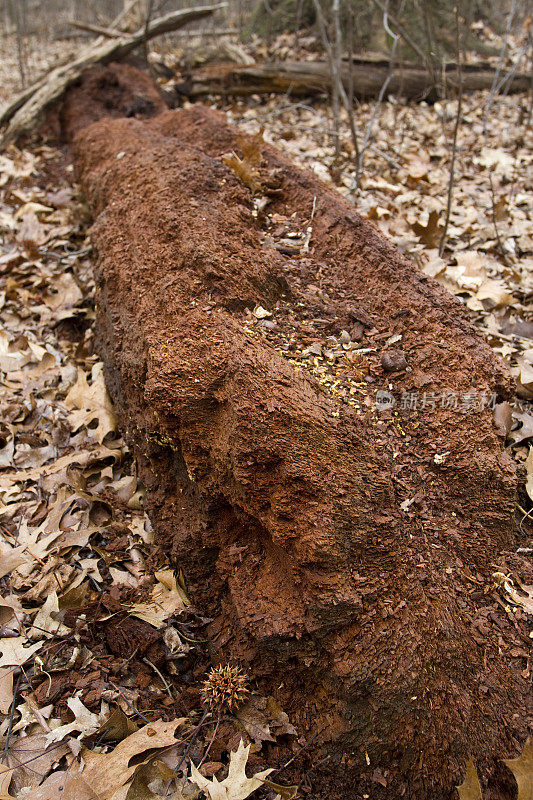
[201,665,250,711]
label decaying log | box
[0,4,225,145]
[70,70,529,799]
[176,57,531,100]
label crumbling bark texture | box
[72,99,530,798]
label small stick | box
[108,681,152,724]
[483,0,518,138]
[142,657,174,702]
[24,694,79,757]
[68,21,126,39]
[269,729,322,778]
[488,172,511,267]
[1,672,21,764]
[357,0,399,186]
[164,709,210,796]
[370,0,428,65]
[439,5,464,257]
[197,706,221,768]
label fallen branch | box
[68,20,125,39]
[171,27,238,38]
[0,3,226,145]
[176,58,530,101]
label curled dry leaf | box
[6,732,70,794]
[65,363,117,444]
[456,758,483,800]
[493,573,533,615]
[97,706,139,743]
[0,765,16,800]
[0,668,14,715]
[510,411,533,446]
[28,591,69,639]
[412,210,442,248]
[129,569,188,628]
[222,132,264,195]
[261,778,298,800]
[189,739,273,800]
[0,637,43,668]
[0,542,29,579]
[20,771,98,800]
[236,695,296,745]
[502,738,532,800]
[122,758,174,800]
[44,696,101,746]
[16,211,46,253]
[25,719,185,800]
[525,447,533,501]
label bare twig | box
[143,657,175,701]
[311,0,341,154]
[483,0,518,138]
[68,21,126,39]
[143,0,156,47]
[488,173,512,266]
[268,729,322,777]
[357,0,399,185]
[345,3,360,167]
[111,0,143,31]
[197,706,221,768]
[439,5,464,257]
[109,681,153,724]
[310,0,360,164]
[24,693,79,757]
[8,0,27,89]
[370,0,428,65]
[331,0,342,157]
[163,709,210,796]
[1,672,21,764]
[170,27,238,38]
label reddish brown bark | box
[70,73,530,799]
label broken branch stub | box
[72,101,529,798]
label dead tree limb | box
[176,58,530,102]
[68,20,125,38]
[0,4,226,145]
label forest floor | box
[0,26,531,800]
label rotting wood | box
[66,67,530,798]
[176,57,530,101]
[0,3,226,145]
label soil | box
[53,65,530,798]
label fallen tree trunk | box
[176,58,531,100]
[69,69,529,799]
[0,3,225,145]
